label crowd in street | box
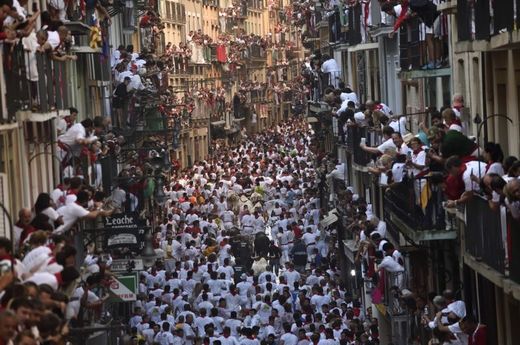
[123,119,383,345]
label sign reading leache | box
[104,213,145,251]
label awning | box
[211,120,226,126]
[320,208,339,227]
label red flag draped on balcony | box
[216,44,227,63]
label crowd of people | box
[122,119,384,344]
[309,49,520,223]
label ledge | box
[0,121,19,131]
[502,278,520,301]
[464,253,505,289]
[17,110,58,122]
[71,46,103,54]
[437,0,457,13]
[348,42,378,53]
[489,31,510,50]
[398,67,451,80]
[369,25,393,38]
[386,211,458,242]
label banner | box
[104,213,146,251]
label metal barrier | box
[465,195,506,274]
[4,44,71,115]
[384,176,446,231]
[509,213,520,284]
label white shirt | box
[463,161,487,192]
[377,138,397,154]
[56,202,90,233]
[392,163,406,183]
[280,333,298,345]
[46,31,61,50]
[321,58,340,73]
[378,255,405,272]
[339,91,358,106]
[389,117,407,135]
[58,123,89,147]
[486,162,504,176]
[154,331,175,345]
[409,149,427,177]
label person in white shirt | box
[56,191,113,234]
[377,251,405,288]
[280,323,298,345]
[154,322,175,345]
[360,126,396,155]
[445,156,487,208]
[224,312,243,337]
[388,115,408,136]
[320,55,341,88]
[57,119,99,158]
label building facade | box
[306,1,520,344]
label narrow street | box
[1,0,520,344]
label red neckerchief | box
[413,148,423,155]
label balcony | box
[397,17,450,79]
[249,44,266,62]
[383,176,457,242]
[164,2,187,24]
[250,90,266,103]
[202,0,219,8]
[509,214,520,286]
[463,196,520,291]
[345,126,382,169]
[4,45,71,119]
[247,0,263,12]
[307,71,334,104]
[457,0,520,50]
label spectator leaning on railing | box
[360,125,396,155]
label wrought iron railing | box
[4,44,71,116]
[384,175,446,231]
[465,195,506,274]
[509,213,520,284]
[458,0,517,41]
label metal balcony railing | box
[458,0,516,41]
[509,213,520,285]
[329,8,347,44]
[4,44,71,116]
[203,0,219,7]
[165,2,187,24]
[399,17,422,70]
[383,271,408,316]
[250,90,265,103]
[384,176,446,231]
[464,195,507,275]
[249,44,265,59]
[247,0,262,10]
[347,3,362,45]
[345,126,375,166]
